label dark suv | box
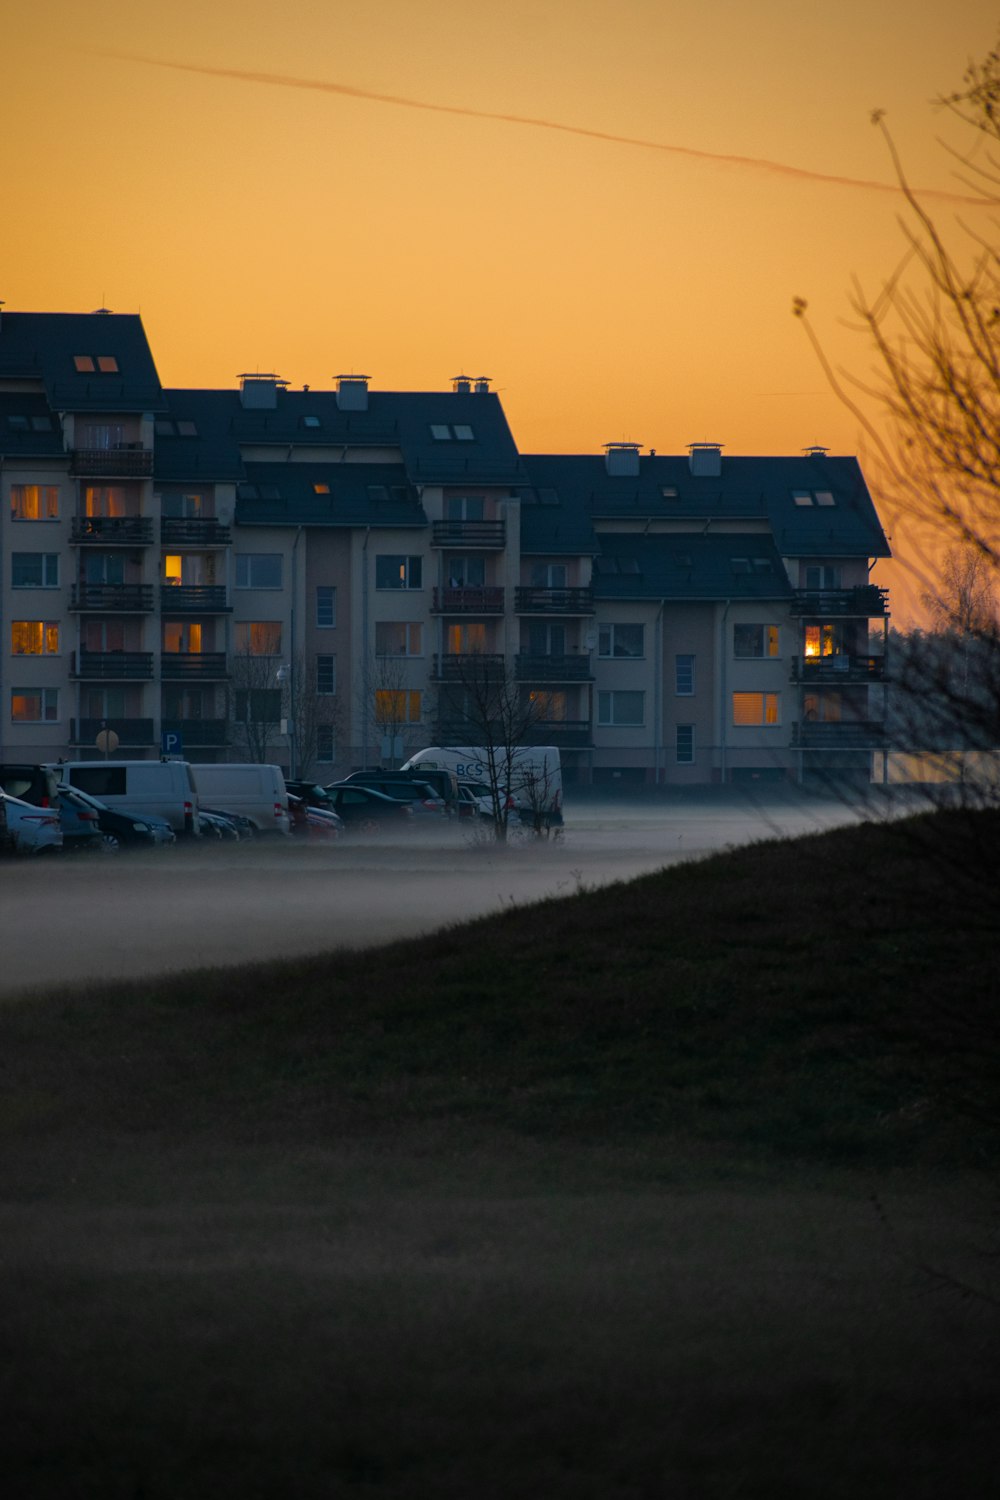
[342,768,458,815]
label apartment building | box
[0,309,891,784]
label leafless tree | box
[922,541,998,634]
[352,652,422,769]
[230,646,282,763]
[283,651,344,781]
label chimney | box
[238,373,285,409]
[803,444,829,459]
[452,374,472,395]
[336,374,370,411]
[604,442,641,477]
[474,375,491,395]
[688,442,723,477]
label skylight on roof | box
[97,356,118,373]
[752,558,773,574]
[301,415,321,429]
[155,420,175,436]
[74,354,119,374]
[176,420,198,437]
[731,557,752,574]
[7,415,28,430]
[814,490,836,506]
[453,424,474,441]
[430,424,451,441]
[313,483,331,495]
[661,486,679,499]
[74,356,95,373]
[792,491,813,506]
[31,417,52,431]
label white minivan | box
[189,762,291,835]
[53,759,200,836]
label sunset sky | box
[5,0,998,619]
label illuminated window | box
[316,655,336,695]
[235,554,282,589]
[375,689,422,725]
[73,356,95,372]
[11,485,59,521]
[734,624,780,658]
[11,621,59,655]
[316,586,337,628]
[598,690,644,726]
[164,555,183,586]
[792,491,813,506]
[97,356,119,373]
[314,483,330,495]
[12,554,59,588]
[163,621,202,653]
[84,486,127,517]
[375,622,422,656]
[732,692,780,726]
[675,654,695,695]
[527,689,568,721]
[599,624,644,658]
[446,622,486,654]
[375,555,422,590]
[804,624,843,658]
[676,724,695,764]
[234,621,282,655]
[11,688,58,722]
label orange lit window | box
[11,621,59,655]
[235,621,281,655]
[97,356,119,373]
[84,487,127,517]
[314,483,330,495]
[804,625,838,657]
[732,692,779,726]
[11,688,58,722]
[164,555,183,585]
[446,622,486,654]
[11,485,59,521]
[375,689,421,726]
[74,355,95,372]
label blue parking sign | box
[161,731,183,757]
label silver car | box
[0,790,63,854]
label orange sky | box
[5,0,998,622]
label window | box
[792,491,813,506]
[317,724,336,761]
[155,420,176,436]
[84,486,127,517]
[375,689,422,725]
[234,621,282,655]
[82,422,125,449]
[160,492,205,518]
[316,655,337,695]
[730,557,751,575]
[375,555,422,590]
[316,586,337,628]
[163,621,203,653]
[301,415,322,429]
[12,622,59,655]
[11,688,58,722]
[235,553,282,589]
[804,624,849,659]
[734,624,780,658]
[73,356,95,372]
[598,690,644,726]
[97,356,119,373]
[732,692,780,727]
[599,623,644,658]
[804,565,842,589]
[446,496,484,521]
[446,556,485,587]
[12,554,59,588]
[313,483,331,495]
[676,725,695,764]
[453,424,475,441]
[11,485,59,521]
[793,489,836,507]
[234,689,281,724]
[375,621,422,655]
[530,562,567,588]
[815,491,836,506]
[675,654,695,695]
[430,424,451,440]
[429,423,475,441]
[73,355,118,373]
[176,420,198,437]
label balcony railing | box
[160,652,229,680]
[160,585,231,613]
[432,652,505,680]
[789,585,889,618]
[515,587,595,615]
[71,717,155,746]
[792,720,887,748]
[160,518,232,546]
[70,584,155,612]
[71,650,155,680]
[431,520,506,548]
[160,718,229,747]
[516,653,593,682]
[522,719,593,747]
[431,586,505,614]
[791,654,887,683]
[71,515,153,545]
[71,446,153,478]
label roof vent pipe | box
[688,443,723,477]
[474,375,491,395]
[604,442,641,477]
[803,444,829,458]
[336,374,370,411]
[452,374,472,395]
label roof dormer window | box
[73,354,119,373]
[74,356,95,372]
[792,491,813,506]
[97,356,118,373]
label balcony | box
[431,520,506,548]
[70,584,154,612]
[792,720,887,748]
[160,652,229,680]
[433,652,505,681]
[515,587,595,615]
[431,586,505,614]
[71,717,155,747]
[516,653,593,682]
[791,654,887,683]
[71,650,155,680]
[160,718,229,748]
[160,585,231,613]
[71,515,153,545]
[523,719,593,748]
[789,585,889,618]
[71,446,153,479]
[160,518,232,546]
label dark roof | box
[521,453,890,559]
[0,392,66,461]
[154,392,245,482]
[594,533,793,602]
[235,461,426,529]
[0,312,164,412]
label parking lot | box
[0,794,864,999]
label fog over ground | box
[1,794,865,998]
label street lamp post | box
[276,663,296,778]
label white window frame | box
[675,654,695,695]
[12,553,59,588]
[598,623,644,659]
[316,586,337,628]
[598,690,644,727]
[676,724,695,764]
[10,687,59,722]
[235,553,283,589]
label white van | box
[190,762,291,835]
[53,759,200,835]
[401,746,563,821]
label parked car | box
[54,760,199,836]
[341,767,459,815]
[0,791,63,854]
[0,763,62,809]
[200,806,257,839]
[457,781,495,819]
[336,773,447,820]
[198,809,242,841]
[190,763,290,835]
[54,783,176,851]
[322,782,416,833]
[55,787,105,852]
[287,793,343,839]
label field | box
[1,804,997,1497]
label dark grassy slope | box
[2,809,997,1166]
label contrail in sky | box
[102,52,987,205]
